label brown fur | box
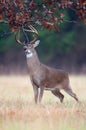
[24,43,78,103]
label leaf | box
[11,26,20,32]
[29,0,36,8]
[59,13,65,18]
[0,14,3,19]
[83,18,86,24]
[48,10,54,14]
[43,0,52,5]
[41,20,53,30]
[41,20,60,32]
[81,0,86,4]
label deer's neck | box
[26,53,41,74]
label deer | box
[15,25,79,104]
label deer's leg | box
[51,90,64,103]
[39,87,44,103]
[33,84,39,104]
[64,87,78,102]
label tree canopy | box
[0,0,86,38]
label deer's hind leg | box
[51,89,64,103]
[63,86,78,102]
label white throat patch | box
[26,50,33,58]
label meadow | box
[0,75,86,130]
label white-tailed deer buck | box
[15,25,78,104]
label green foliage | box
[37,24,76,62]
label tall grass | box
[0,75,86,130]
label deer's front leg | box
[33,84,39,104]
[39,87,44,103]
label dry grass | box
[0,75,86,130]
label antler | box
[24,25,38,45]
[15,30,25,45]
[15,25,38,45]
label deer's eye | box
[23,46,27,51]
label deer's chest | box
[30,71,44,86]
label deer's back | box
[31,63,69,89]
[43,64,68,85]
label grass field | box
[0,75,86,130]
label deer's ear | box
[34,40,40,48]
